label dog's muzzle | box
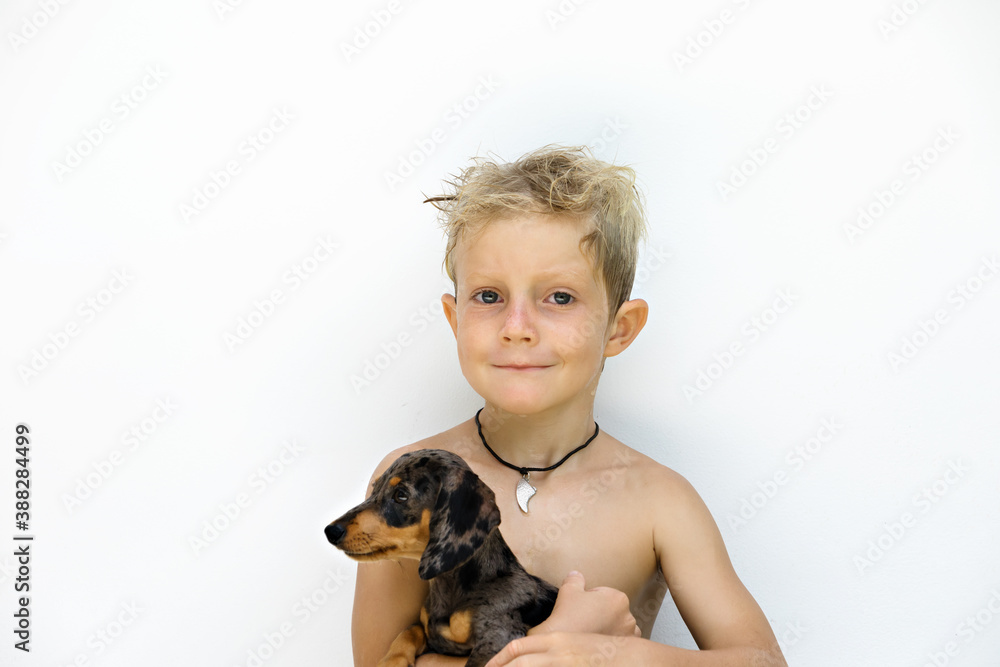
[325,522,346,546]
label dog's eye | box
[392,487,409,504]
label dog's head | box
[325,449,501,580]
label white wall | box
[3,1,999,665]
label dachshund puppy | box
[325,449,558,667]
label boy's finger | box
[560,570,585,589]
[485,634,546,666]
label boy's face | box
[442,213,644,416]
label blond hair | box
[425,145,647,321]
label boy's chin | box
[477,392,565,418]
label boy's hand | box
[485,632,636,667]
[530,571,641,638]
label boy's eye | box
[474,290,500,304]
[550,292,573,305]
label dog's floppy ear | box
[418,463,501,580]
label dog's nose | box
[325,522,346,545]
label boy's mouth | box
[494,364,552,371]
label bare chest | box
[485,464,659,604]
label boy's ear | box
[442,293,459,338]
[603,298,648,358]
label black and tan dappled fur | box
[325,449,558,667]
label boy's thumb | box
[562,570,585,588]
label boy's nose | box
[500,299,536,342]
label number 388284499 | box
[15,424,30,529]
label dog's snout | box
[325,522,346,545]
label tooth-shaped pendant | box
[516,473,536,514]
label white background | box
[3,1,1000,665]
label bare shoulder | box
[599,434,695,501]
[599,435,720,557]
[365,421,473,493]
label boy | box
[352,146,786,666]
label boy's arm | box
[351,447,432,667]
[654,470,784,662]
[352,558,430,666]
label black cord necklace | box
[474,407,600,514]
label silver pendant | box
[515,473,536,514]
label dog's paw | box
[376,657,414,667]
[377,622,425,667]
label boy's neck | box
[477,401,599,471]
